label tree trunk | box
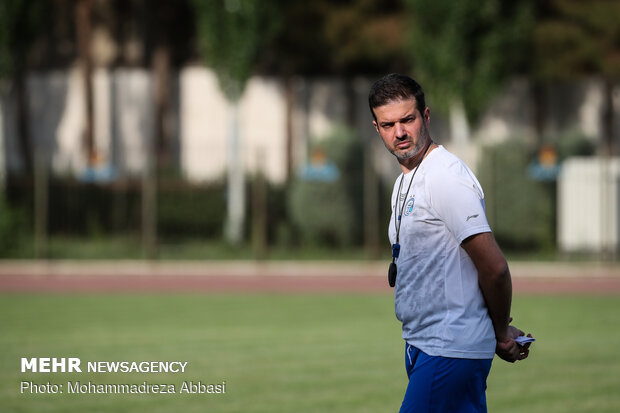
[153,46,172,169]
[33,139,48,259]
[76,0,95,165]
[449,97,474,168]
[225,101,245,245]
[284,76,294,181]
[602,78,615,157]
[363,144,379,258]
[14,72,33,176]
[252,147,267,259]
[139,45,173,261]
[532,81,546,147]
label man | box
[369,73,532,412]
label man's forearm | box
[478,263,512,341]
[461,232,514,341]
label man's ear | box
[373,120,379,133]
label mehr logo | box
[403,197,415,216]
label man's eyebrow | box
[379,114,415,126]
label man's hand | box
[496,324,532,363]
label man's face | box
[372,98,431,162]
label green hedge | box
[478,140,555,251]
[288,125,364,248]
[0,192,26,256]
[6,177,228,241]
[477,134,596,252]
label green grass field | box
[1,293,619,413]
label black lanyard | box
[388,141,432,287]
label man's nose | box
[395,123,406,139]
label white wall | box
[16,68,154,179]
[558,157,620,253]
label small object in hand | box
[515,336,535,346]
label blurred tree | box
[142,0,195,168]
[75,0,95,166]
[0,0,51,258]
[260,0,408,178]
[191,0,281,245]
[532,0,620,155]
[405,0,532,150]
[262,0,408,76]
[259,1,409,254]
[142,0,194,258]
[192,0,280,102]
[0,0,50,176]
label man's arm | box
[461,231,526,362]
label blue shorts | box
[399,343,493,413]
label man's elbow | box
[485,259,510,284]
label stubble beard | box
[389,138,425,161]
[387,124,430,162]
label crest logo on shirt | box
[403,197,415,216]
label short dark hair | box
[368,74,426,121]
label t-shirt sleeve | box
[427,163,491,244]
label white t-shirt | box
[389,145,496,359]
